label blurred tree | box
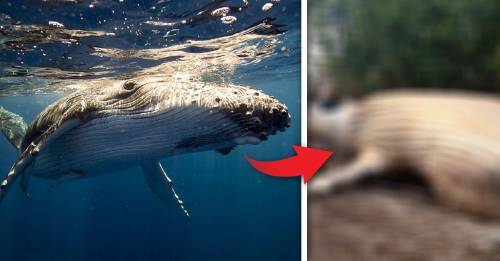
[310,0,500,94]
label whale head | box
[134,79,292,153]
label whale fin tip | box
[141,161,190,219]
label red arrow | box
[246,145,333,183]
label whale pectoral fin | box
[48,170,83,192]
[0,119,81,202]
[1,144,37,202]
[141,161,190,218]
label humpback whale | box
[0,79,290,217]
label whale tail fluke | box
[0,105,28,150]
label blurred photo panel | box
[308,0,500,260]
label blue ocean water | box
[0,1,300,260]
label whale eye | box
[123,80,137,90]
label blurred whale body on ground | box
[309,90,500,218]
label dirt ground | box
[308,177,500,261]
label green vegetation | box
[311,0,500,94]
